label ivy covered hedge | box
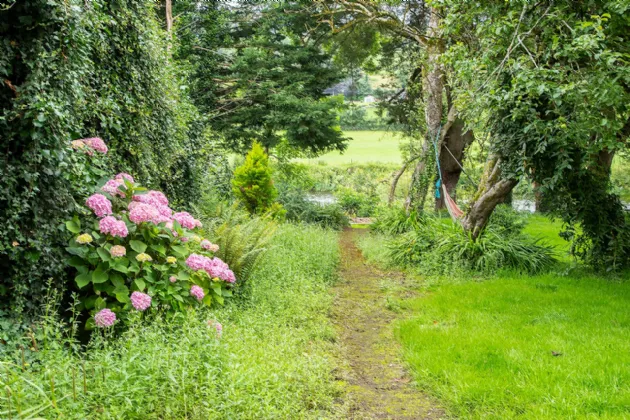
[0,0,210,314]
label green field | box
[304,130,403,165]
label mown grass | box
[358,216,630,419]
[0,224,342,419]
[302,130,403,165]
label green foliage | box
[335,187,381,217]
[0,224,342,418]
[199,203,277,288]
[277,186,350,230]
[232,142,279,215]
[0,0,209,313]
[370,207,423,235]
[384,216,556,275]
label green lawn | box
[303,130,403,165]
[394,217,630,419]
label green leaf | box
[177,271,190,281]
[110,273,125,287]
[112,264,129,274]
[214,295,224,305]
[83,296,97,310]
[171,245,188,257]
[173,294,184,302]
[129,240,147,253]
[222,289,233,297]
[134,278,146,291]
[75,273,91,289]
[150,243,166,255]
[202,295,213,306]
[65,220,81,233]
[92,268,108,284]
[97,248,111,262]
[116,293,130,303]
[95,297,106,310]
[67,256,87,269]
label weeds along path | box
[333,228,444,419]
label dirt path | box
[332,228,444,419]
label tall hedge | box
[0,0,208,314]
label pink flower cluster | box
[115,173,135,183]
[185,254,236,283]
[201,240,219,252]
[130,291,152,311]
[94,308,116,327]
[101,179,126,197]
[207,319,223,338]
[190,285,205,301]
[72,137,108,155]
[86,194,112,218]
[99,216,128,238]
[127,191,174,225]
[173,212,202,230]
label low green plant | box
[277,186,349,230]
[371,207,423,235]
[232,141,279,214]
[335,187,380,217]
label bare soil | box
[332,228,445,419]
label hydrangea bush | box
[65,170,235,328]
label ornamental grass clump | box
[65,173,235,328]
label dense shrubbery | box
[335,187,381,217]
[0,0,211,315]
[277,186,349,230]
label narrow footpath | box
[333,228,444,419]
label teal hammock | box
[432,127,465,222]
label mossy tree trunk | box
[435,118,474,210]
[462,155,518,240]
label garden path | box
[332,228,444,419]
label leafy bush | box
[386,217,557,275]
[335,187,380,217]
[66,174,236,328]
[232,141,280,214]
[371,207,423,235]
[0,0,209,315]
[488,204,527,236]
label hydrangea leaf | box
[129,240,147,253]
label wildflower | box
[136,253,152,263]
[82,137,108,154]
[166,256,177,264]
[12,241,19,247]
[201,240,219,252]
[76,233,93,244]
[101,179,126,197]
[207,319,223,338]
[99,216,128,238]
[110,245,126,258]
[192,235,202,243]
[172,212,201,230]
[86,194,112,218]
[169,275,177,283]
[130,291,152,311]
[190,285,205,301]
[115,172,135,183]
[94,308,116,328]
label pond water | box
[306,192,337,206]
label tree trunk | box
[462,155,518,240]
[406,7,444,213]
[165,0,173,55]
[435,118,474,210]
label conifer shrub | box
[232,142,281,215]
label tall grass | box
[0,224,341,419]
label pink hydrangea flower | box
[94,308,116,327]
[134,191,169,207]
[130,291,152,311]
[207,320,223,338]
[206,257,236,283]
[172,212,201,230]
[101,179,126,197]
[86,194,112,218]
[201,240,219,252]
[110,245,126,258]
[82,137,108,154]
[115,173,135,183]
[180,236,189,243]
[129,202,159,224]
[186,254,211,271]
[190,285,205,301]
[169,275,177,283]
[99,216,128,238]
